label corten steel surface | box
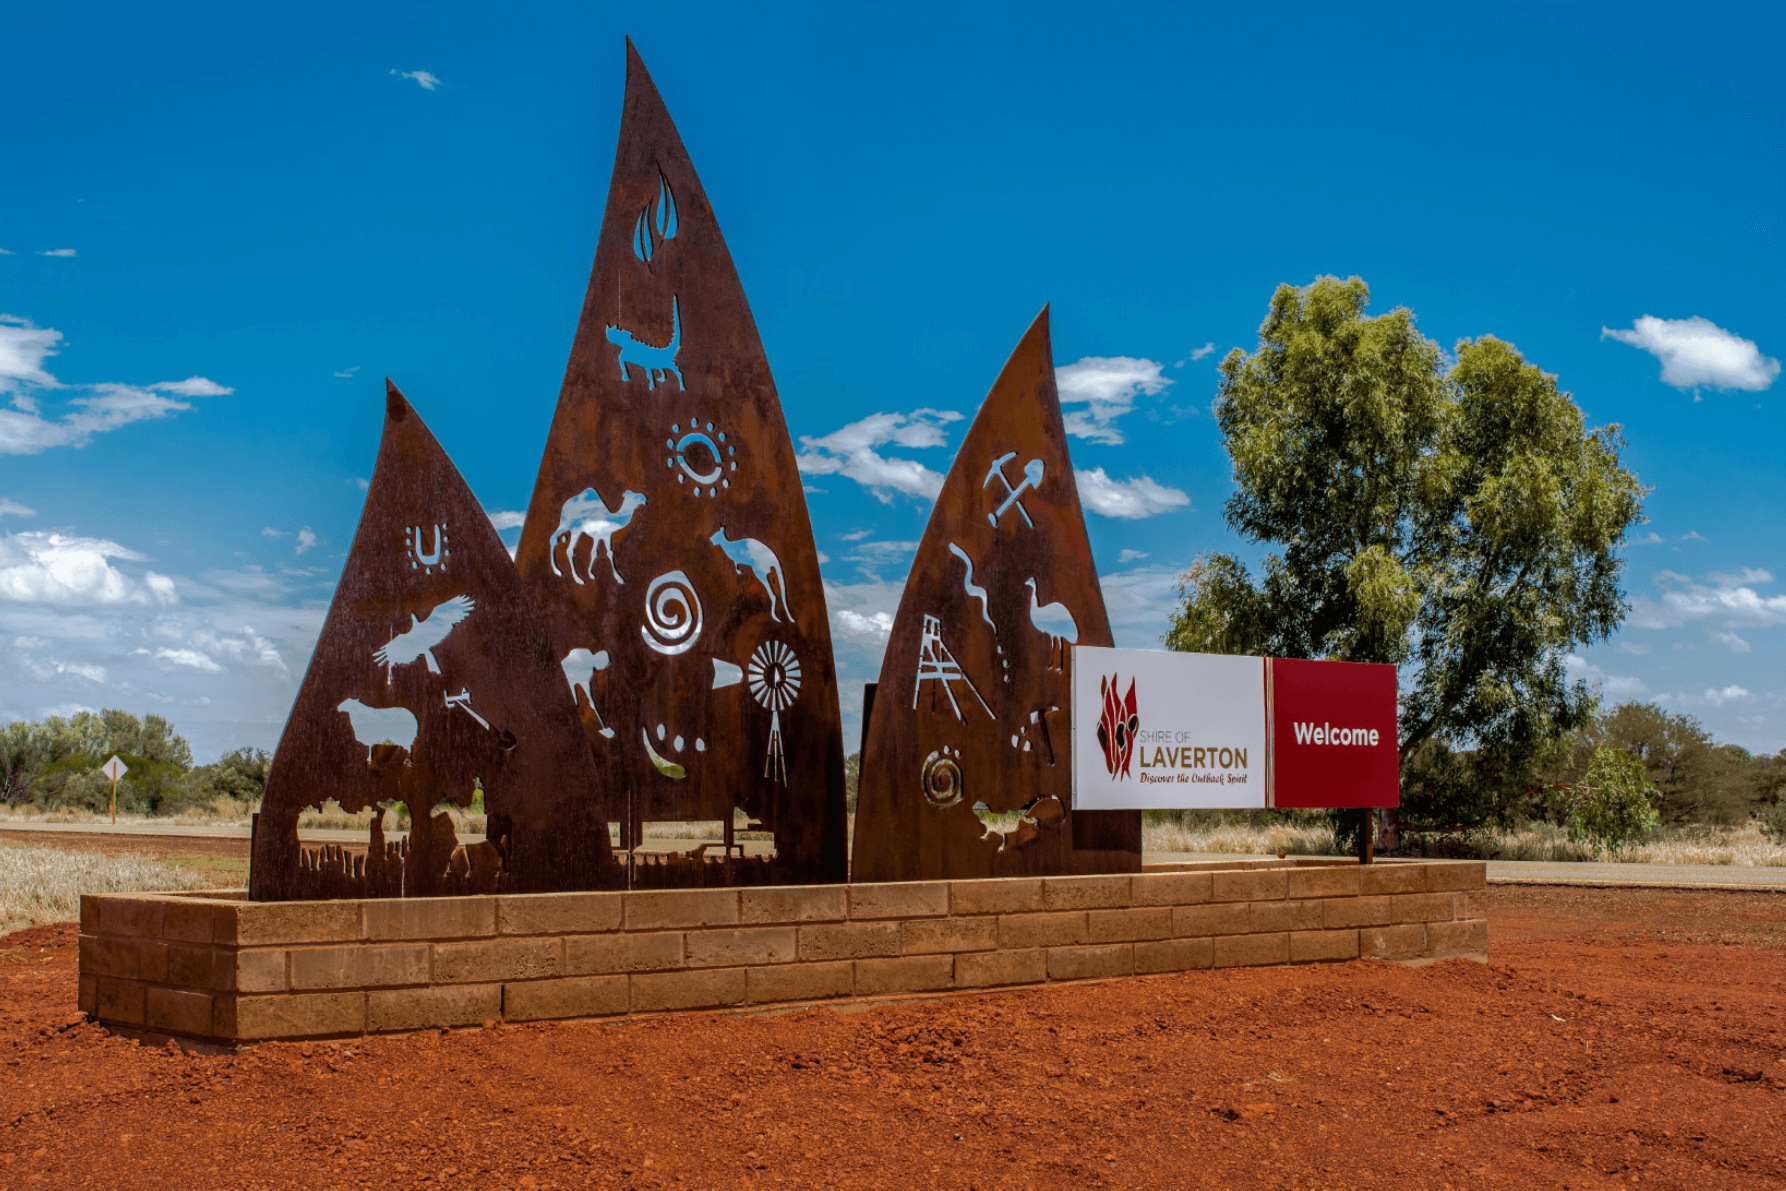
[250,384,617,900]
[851,308,1142,882]
[514,42,847,886]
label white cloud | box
[1630,568,1786,629]
[261,527,286,538]
[1628,532,1663,546]
[840,529,872,542]
[796,409,961,501]
[154,647,223,673]
[1603,316,1780,392]
[37,249,77,258]
[0,249,12,256]
[23,657,106,684]
[295,527,318,556]
[835,610,894,642]
[393,69,441,91]
[0,498,34,518]
[1709,630,1752,653]
[1055,356,1171,445]
[1118,549,1149,563]
[1616,640,1649,656]
[0,532,155,605]
[11,635,49,649]
[1074,468,1191,520]
[1189,343,1217,361]
[1564,653,1651,701]
[333,366,361,380]
[486,510,527,531]
[1701,684,1752,707]
[0,316,230,455]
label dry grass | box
[1143,819,1340,856]
[0,841,212,931]
[1484,820,1786,866]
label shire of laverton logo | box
[1097,674,1138,779]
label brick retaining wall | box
[79,858,1487,1047]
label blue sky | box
[2,2,1782,762]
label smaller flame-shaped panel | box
[852,308,1142,881]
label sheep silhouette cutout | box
[372,595,476,676]
[710,527,795,624]
[550,488,647,584]
[336,698,418,760]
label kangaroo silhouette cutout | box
[710,527,795,624]
[606,295,683,390]
[550,488,647,584]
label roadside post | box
[101,755,128,825]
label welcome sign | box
[1071,646,1398,810]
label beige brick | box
[624,889,738,931]
[362,897,494,942]
[233,901,362,947]
[850,881,950,920]
[1213,932,1289,968]
[146,988,213,1036]
[1251,900,1322,933]
[949,878,1042,916]
[138,940,169,984]
[999,912,1086,949]
[96,896,164,940]
[855,955,954,996]
[224,991,366,1040]
[1322,895,1392,930]
[503,975,628,1022]
[1130,872,1213,907]
[1047,944,1133,981]
[162,900,220,945]
[80,896,100,935]
[955,948,1046,989]
[1287,866,1361,900]
[1361,923,1427,959]
[740,885,848,924]
[1456,891,1488,919]
[1087,907,1172,943]
[902,917,997,955]
[1212,869,1287,903]
[630,968,746,1013]
[78,974,97,1015]
[1172,903,1251,938]
[433,938,560,984]
[287,943,430,990]
[1360,864,1425,896]
[80,935,139,980]
[1425,861,1487,892]
[685,927,797,968]
[167,944,232,992]
[236,949,287,993]
[1134,937,1213,974]
[1042,875,1131,910]
[798,921,900,961]
[1392,893,1457,924]
[96,979,146,1026]
[1426,918,1488,954]
[496,892,621,936]
[367,983,499,1032]
[746,960,854,1005]
[563,931,684,974]
[1290,929,1359,963]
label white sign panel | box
[1072,646,1266,810]
[101,755,128,782]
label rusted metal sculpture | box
[851,308,1142,882]
[514,42,848,887]
[250,383,617,900]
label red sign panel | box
[1270,658,1398,808]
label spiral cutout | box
[921,749,963,809]
[640,570,703,655]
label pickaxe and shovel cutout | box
[984,453,1045,528]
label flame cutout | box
[633,170,678,265]
[1097,674,1138,780]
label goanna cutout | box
[250,383,616,901]
[851,308,1142,882]
[515,42,847,886]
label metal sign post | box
[101,755,128,825]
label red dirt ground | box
[3,885,1783,1190]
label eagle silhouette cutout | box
[373,595,476,674]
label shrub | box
[1567,747,1660,854]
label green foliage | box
[1755,800,1786,844]
[845,752,861,815]
[1560,702,1759,825]
[0,709,265,815]
[1168,277,1644,831]
[1566,747,1661,854]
